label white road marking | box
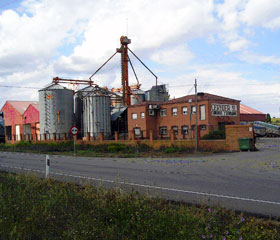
[1,164,280,206]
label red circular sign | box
[70,126,78,136]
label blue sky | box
[0,0,279,117]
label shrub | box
[200,129,225,140]
[107,143,126,152]
[164,147,176,153]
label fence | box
[5,125,255,152]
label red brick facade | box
[128,93,240,139]
[1,101,39,141]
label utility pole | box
[188,99,192,140]
[195,79,198,151]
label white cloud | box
[165,65,280,116]
[57,0,216,74]
[0,0,279,117]
[151,45,194,66]
[238,51,280,65]
[241,0,280,29]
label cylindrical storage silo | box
[39,84,74,140]
[75,91,83,138]
[130,89,145,105]
[81,86,111,138]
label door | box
[16,125,21,141]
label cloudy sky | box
[0,0,279,117]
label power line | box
[0,85,40,89]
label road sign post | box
[46,155,50,178]
[70,126,78,157]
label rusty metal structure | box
[52,77,94,87]
[118,36,131,105]
[89,36,158,106]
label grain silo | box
[81,86,111,138]
[39,84,74,139]
[74,91,84,136]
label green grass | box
[272,118,280,126]
[0,141,199,157]
[0,172,279,239]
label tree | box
[266,113,271,123]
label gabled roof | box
[168,93,240,104]
[30,102,39,111]
[240,104,264,115]
[2,101,39,115]
[23,103,39,115]
[128,93,240,108]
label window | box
[141,112,145,119]
[160,108,167,116]
[148,110,154,116]
[132,113,137,119]
[134,128,141,136]
[171,126,178,134]
[159,126,167,135]
[182,126,188,135]
[172,107,178,115]
[191,106,196,114]
[182,106,188,115]
[200,105,206,120]
[200,125,206,130]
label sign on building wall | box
[211,103,238,116]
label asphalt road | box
[0,137,280,218]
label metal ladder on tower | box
[44,91,51,133]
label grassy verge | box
[0,141,200,157]
[0,172,279,239]
[271,118,280,126]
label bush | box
[107,143,126,152]
[164,147,176,153]
[200,129,225,140]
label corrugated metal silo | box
[74,91,83,136]
[39,84,74,139]
[81,86,111,138]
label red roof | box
[2,101,39,115]
[168,93,240,104]
[31,102,39,111]
[240,104,264,114]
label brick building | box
[240,104,266,123]
[1,101,39,141]
[127,93,240,139]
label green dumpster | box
[238,138,253,151]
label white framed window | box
[172,107,178,115]
[200,125,207,130]
[160,126,167,135]
[148,110,154,116]
[132,113,137,119]
[171,126,178,134]
[192,106,196,114]
[134,127,141,136]
[160,109,167,116]
[200,105,206,120]
[141,112,145,118]
[182,106,188,115]
[182,126,188,135]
